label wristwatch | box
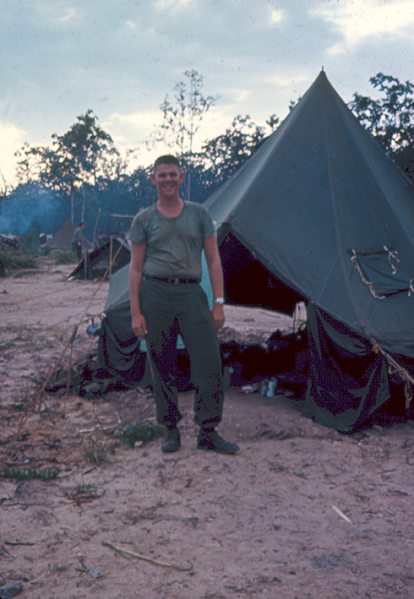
[214,297,225,304]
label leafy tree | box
[196,114,279,196]
[349,73,414,181]
[15,110,120,221]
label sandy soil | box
[1,260,414,599]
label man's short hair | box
[79,222,84,227]
[154,155,180,171]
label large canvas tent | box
[48,219,76,249]
[205,70,414,432]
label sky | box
[1,0,414,189]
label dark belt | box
[145,275,199,285]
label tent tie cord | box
[351,248,414,298]
[382,246,414,297]
[383,245,400,275]
[370,336,414,410]
[350,250,386,300]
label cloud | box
[315,0,414,53]
[266,73,309,87]
[0,122,27,188]
[104,110,162,142]
[269,9,284,24]
[2,0,414,185]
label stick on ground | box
[101,541,194,571]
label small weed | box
[119,420,164,448]
[65,480,105,505]
[1,466,60,481]
[82,436,113,466]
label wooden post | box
[92,209,101,247]
[109,236,113,277]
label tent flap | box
[303,304,390,432]
[98,300,146,387]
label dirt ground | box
[1,259,414,599]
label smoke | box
[0,184,64,236]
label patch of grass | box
[52,249,76,264]
[0,251,38,270]
[1,466,60,481]
[119,420,164,448]
[82,436,114,466]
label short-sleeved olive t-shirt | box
[127,201,215,281]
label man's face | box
[151,163,184,198]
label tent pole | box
[92,209,101,247]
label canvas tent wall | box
[205,70,414,432]
[48,219,76,249]
[97,256,215,388]
[48,219,92,251]
[68,237,131,279]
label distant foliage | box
[9,70,414,240]
[349,73,414,182]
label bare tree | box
[149,70,218,200]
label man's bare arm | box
[129,241,148,338]
[203,233,225,330]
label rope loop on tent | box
[350,250,386,300]
[371,341,380,354]
[383,245,400,274]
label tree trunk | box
[81,185,86,222]
[70,189,74,222]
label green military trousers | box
[139,278,224,429]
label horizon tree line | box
[1,70,414,240]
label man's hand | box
[212,303,225,330]
[132,313,148,339]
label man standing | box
[73,222,84,262]
[128,155,239,455]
